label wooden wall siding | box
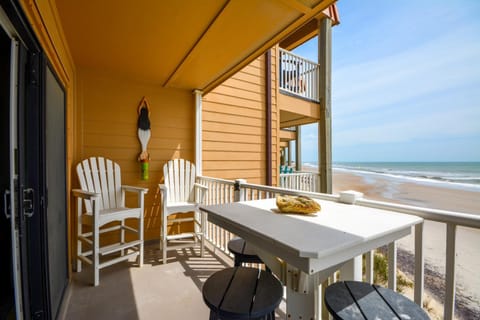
[203,49,278,185]
[75,67,195,240]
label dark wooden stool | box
[228,238,270,272]
[324,281,430,319]
[202,267,283,320]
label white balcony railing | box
[279,48,320,102]
[197,175,480,320]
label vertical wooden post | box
[295,125,302,171]
[194,90,203,175]
[234,179,246,202]
[318,18,332,194]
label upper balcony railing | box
[279,48,320,102]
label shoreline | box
[302,165,480,318]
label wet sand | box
[329,169,480,318]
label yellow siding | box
[75,67,195,240]
[203,49,279,185]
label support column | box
[295,126,302,171]
[194,89,202,175]
[288,141,292,167]
[318,18,333,194]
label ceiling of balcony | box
[56,0,335,92]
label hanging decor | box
[137,97,151,180]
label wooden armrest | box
[72,189,100,200]
[122,185,148,194]
[158,183,168,195]
[194,183,208,191]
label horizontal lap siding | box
[203,50,278,185]
[76,67,194,240]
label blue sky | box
[293,0,480,162]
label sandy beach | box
[328,168,480,318]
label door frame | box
[0,0,68,319]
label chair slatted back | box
[164,159,196,203]
[76,157,123,212]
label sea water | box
[304,162,480,192]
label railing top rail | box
[200,175,480,229]
[279,47,319,66]
[356,198,480,229]
[239,181,338,201]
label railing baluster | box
[388,241,397,291]
[365,250,374,284]
[444,223,457,320]
[414,223,424,306]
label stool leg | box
[234,255,241,267]
[209,310,217,320]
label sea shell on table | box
[276,195,321,214]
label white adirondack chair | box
[73,157,148,286]
[159,159,207,264]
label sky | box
[292,0,480,162]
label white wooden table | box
[200,198,423,320]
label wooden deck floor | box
[60,243,286,320]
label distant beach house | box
[1,1,339,318]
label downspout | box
[265,50,272,186]
[194,89,202,175]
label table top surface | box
[201,198,422,263]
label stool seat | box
[228,238,264,265]
[324,281,429,320]
[202,267,283,320]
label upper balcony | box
[278,48,322,129]
[279,48,320,103]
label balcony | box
[278,48,322,129]
[279,48,320,102]
[61,176,480,319]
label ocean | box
[304,162,480,191]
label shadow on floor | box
[63,243,232,320]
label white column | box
[194,90,203,175]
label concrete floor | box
[61,243,286,320]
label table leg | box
[339,255,362,281]
[285,264,342,320]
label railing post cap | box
[339,190,364,205]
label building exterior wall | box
[202,47,279,186]
[20,0,198,252]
